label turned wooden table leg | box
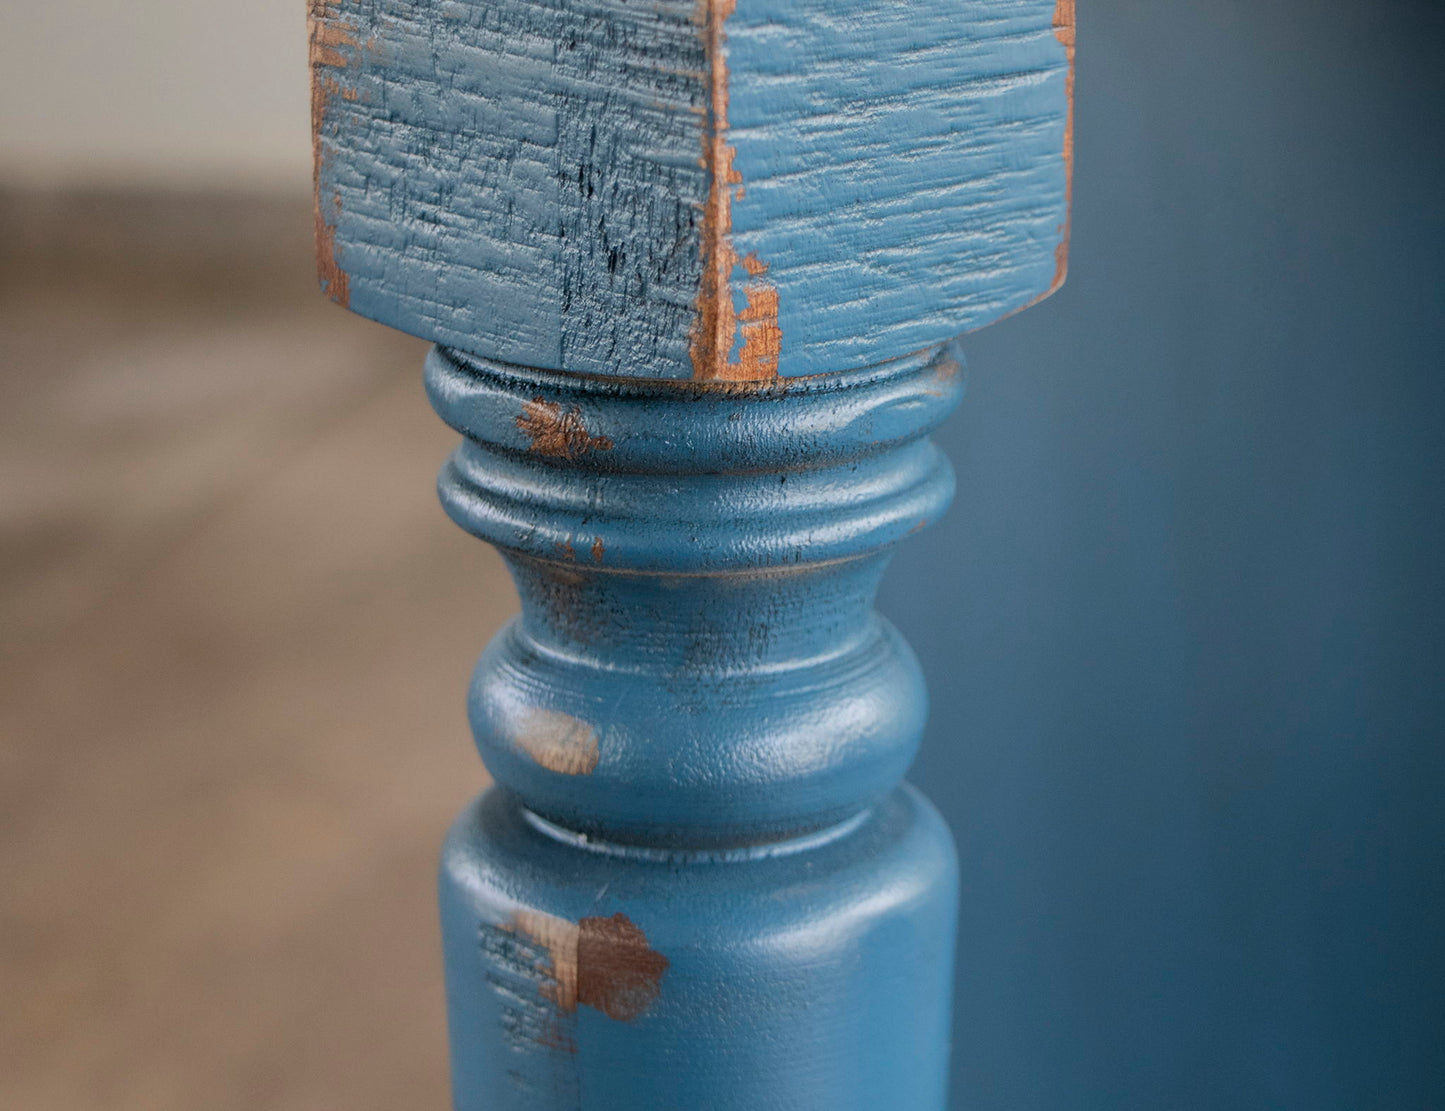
[310,1,1073,1106]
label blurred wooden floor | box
[0,190,513,1110]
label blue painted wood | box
[431,347,963,1107]
[442,786,956,1108]
[428,344,963,846]
[311,1,1073,1106]
[311,0,1072,380]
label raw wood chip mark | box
[1051,0,1077,293]
[309,0,359,307]
[513,708,601,776]
[690,0,781,382]
[516,398,615,460]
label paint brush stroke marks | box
[314,0,1071,378]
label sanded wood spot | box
[509,910,668,1023]
[515,398,615,460]
[510,909,582,1014]
[512,708,600,777]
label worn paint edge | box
[509,910,668,1022]
[690,0,780,383]
[1051,0,1076,294]
[515,398,615,460]
[309,0,355,307]
[1002,0,1075,323]
[512,708,601,776]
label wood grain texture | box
[313,0,709,377]
[724,0,1072,374]
[314,0,1072,379]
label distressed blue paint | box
[312,1,1074,1104]
[428,344,963,846]
[441,785,958,1110]
[313,0,1070,379]
[424,347,965,1105]
[313,0,709,375]
[726,0,1071,374]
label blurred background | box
[1,1,1441,1109]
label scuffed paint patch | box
[577,914,670,1022]
[690,0,780,382]
[509,910,668,1023]
[1051,0,1076,293]
[516,398,615,460]
[513,708,600,776]
[479,915,579,1054]
[309,0,357,307]
[734,253,782,380]
[511,909,582,1014]
[934,354,963,384]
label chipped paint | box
[734,253,782,380]
[690,0,780,383]
[309,0,356,307]
[1051,0,1076,293]
[516,398,615,460]
[591,537,606,564]
[315,1,1071,378]
[510,910,582,1014]
[478,915,578,1055]
[577,914,670,1022]
[509,910,668,1023]
[513,708,600,776]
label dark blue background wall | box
[879,3,1445,1106]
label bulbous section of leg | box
[428,345,965,850]
[439,787,958,1111]
[468,555,930,847]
